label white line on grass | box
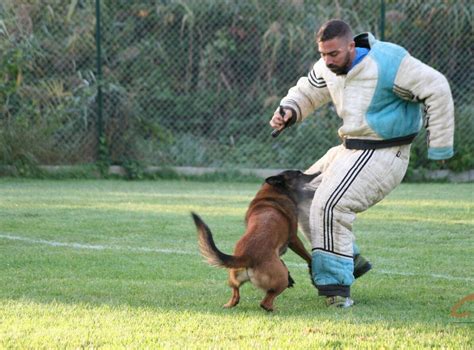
[375,269,474,282]
[285,263,474,282]
[0,233,196,256]
[1,233,472,282]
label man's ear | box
[265,175,284,187]
[348,39,355,52]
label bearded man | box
[269,19,454,308]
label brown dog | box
[191,170,320,311]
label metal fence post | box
[95,0,104,161]
[380,0,385,41]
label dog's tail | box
[191,212,250,269]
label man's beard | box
[327,52,351,75]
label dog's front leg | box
[288,235,312,265]
[288,235,315,287]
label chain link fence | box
[0,0,472,177]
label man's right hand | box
[269,107,295,131]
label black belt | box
[343,133,417,150]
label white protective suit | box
[281,32,455,297]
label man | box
[269,19,454,308]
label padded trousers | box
[304,144,411,297]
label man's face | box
[318,37,355,75]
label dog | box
[191,170,321,311]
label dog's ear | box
[265,175,285,187]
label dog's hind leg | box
[260,290,280,312]
[260,282,288,312]
[257,262,288,312]
[223,286,240,308]
[223,268,249,308]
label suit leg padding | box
[307,145,411,296]
[311,250,354,296]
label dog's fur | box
[191,170,320,311]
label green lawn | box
[0,179,472,348]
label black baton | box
[271,106,288,138]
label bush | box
[0,0,471,175]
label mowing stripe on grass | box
[1,233,472,282]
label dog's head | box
[265,170,321,202]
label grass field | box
[0,178,472,348]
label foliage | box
[0,0,472,173]
[0,0,98,169]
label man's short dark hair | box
[316,19,353,42]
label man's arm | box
[270,59,332,130]
[394,55,455,160]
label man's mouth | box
[327,64,347,75]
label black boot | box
[353,254,372,279]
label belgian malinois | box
[191,170,320,311]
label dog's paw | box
[288,273,295,288]
[260,303,274,312]
[223,300,239,308]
